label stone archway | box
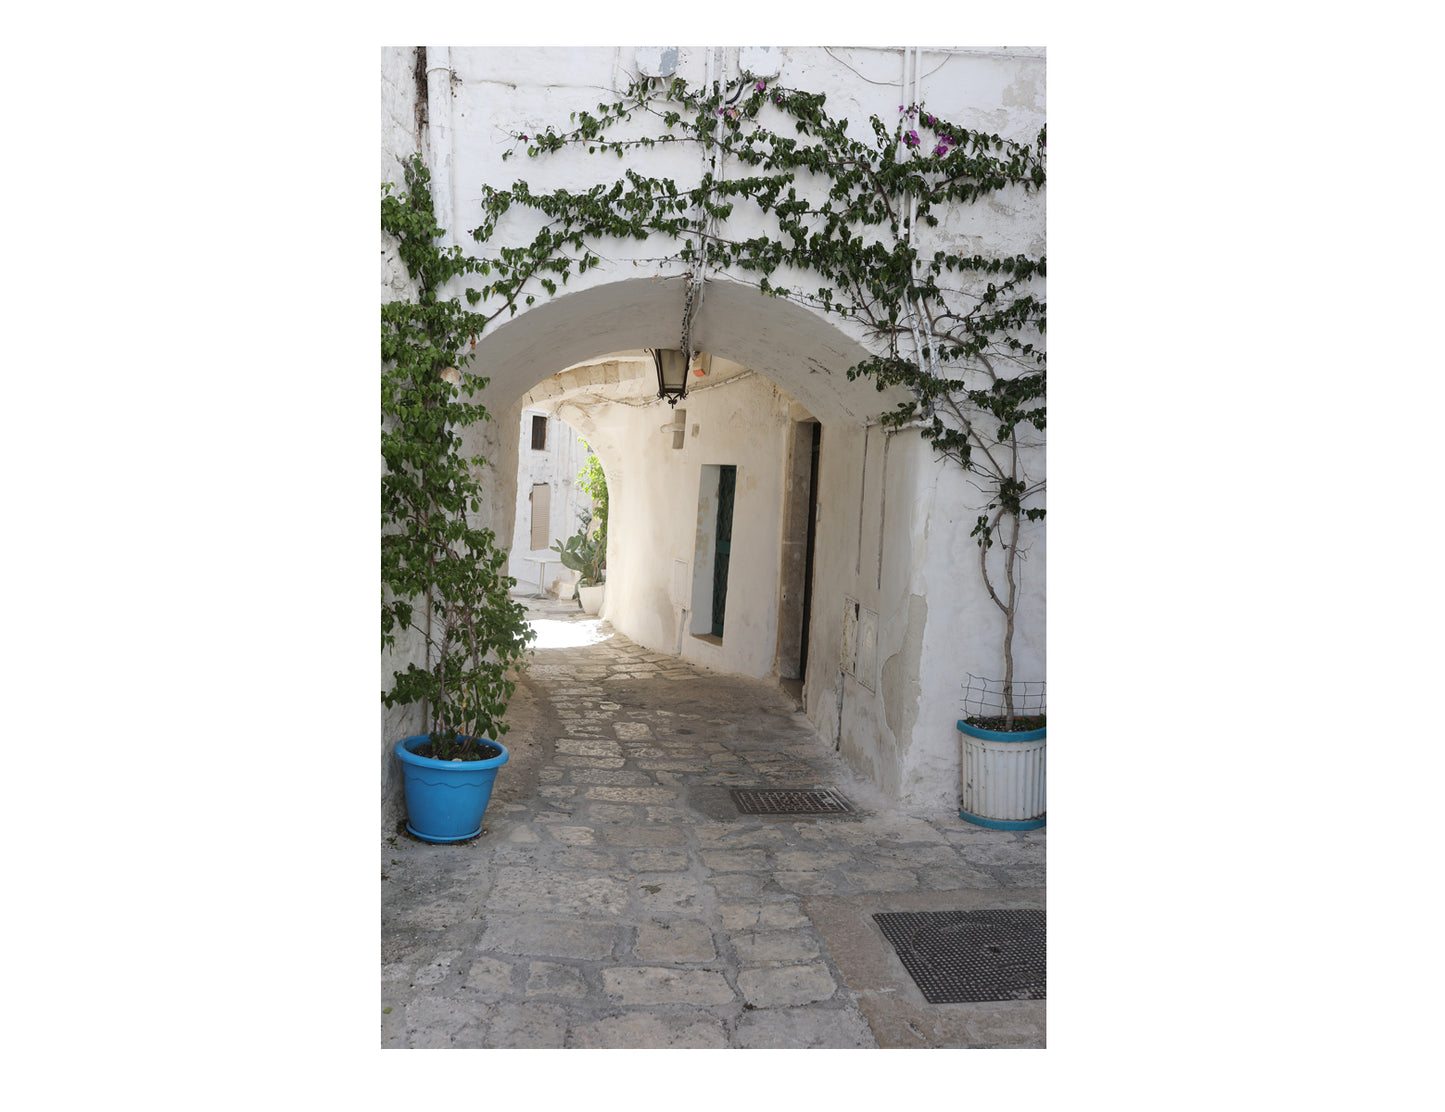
[444,270,1004,817]
[387,269,1036,825]
[462,273,906,673]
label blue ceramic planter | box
[394,735,509,844]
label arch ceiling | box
[468,275,912,427]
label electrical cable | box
[825,45,953,85]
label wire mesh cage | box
[961,673,1046,728]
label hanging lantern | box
[651,348,690,407]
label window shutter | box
[530,484,551,550]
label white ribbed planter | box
[577,583,604,615]
[958,720,1046,830]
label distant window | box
[530,484,551,550]
[531,415,548,451]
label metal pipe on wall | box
[425,45,457,248]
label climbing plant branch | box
[469,74,1045,723]
[381,157,534,756]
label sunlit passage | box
[527,619,614,649]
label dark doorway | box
[712,465,737,636]
[799,422,822,676]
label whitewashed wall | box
[507,410,594,596]
[380,46,423,832]
[384,45,1046,822]
[544,360,800,678]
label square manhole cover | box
[730,788,854,815]
[873,909,1045,1003]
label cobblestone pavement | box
[381,596,1045,1049]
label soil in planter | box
[412,735,503,761]
[965,714,1046,732]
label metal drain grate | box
[873,909,1045,1003]
[730,788,854,815]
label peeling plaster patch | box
[987,196,1022,219]
[636,47,679,77]
[739,46,781,78]
[413,47,428,140]
[839,719,881,793]
[881,594,927,751]
[1002,71,1042,110]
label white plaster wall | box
[506,410,594,595]
[380,45,424,832]
[531,359,797,681]
[430,45,1046,417]
[381,47,420,187]
[908,445,1046,810]
[549,363,798,679]
[802,420,1046,814]
[383,45,1047,820]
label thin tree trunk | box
[1002,507,1020,727]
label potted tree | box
[551,508,606,614]
[958,675,1046,830]
[382,156,535,843]
[383,541,534,842]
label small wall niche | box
[841,596,877,691]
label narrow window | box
[531,414,548,451]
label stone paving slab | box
[803,888,1047,1049]
[381,595,1045,1049]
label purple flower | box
[905,129,920,148]
[756,80,766,92]
[520,134,529,142]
